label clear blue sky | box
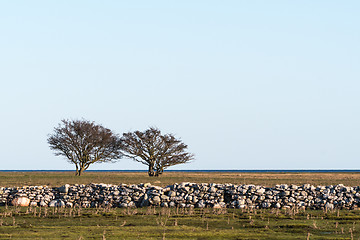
[0,1,359,170]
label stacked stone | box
[141,182,228,208]
[51,183,146,208]
[0,187,9,205]
[227,184,360,210]
[2,183,360,210]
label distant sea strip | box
[1,170,360,173]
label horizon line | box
[1,169,360,172]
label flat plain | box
[1,171,360,187]
[1,171,360,239]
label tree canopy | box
[48,119,122,176]
[120,127,194,176]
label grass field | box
[1,171,360,187]
[1,171,360,239]
[1,205,360,239]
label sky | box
[0,1,359,170]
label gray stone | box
[261,202,271,208]
[161,202,168,207]
[2,182,360,210]
[151,196,161,205]
[120,203,128,208]
[196,200,206,208]
[59,184,70,193]
[209,187,216,193]
[39,200,47,207]
[168,191,177,197]
[49,200,65,207]
[256,188,265,195]
[325,202,334,210]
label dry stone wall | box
[1,183,360,210]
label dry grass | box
[0,171,360,187]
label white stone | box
[49,200,65,207]
[11,197,30,207]
[325,202,334,210]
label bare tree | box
[48,119,122,176]
[120,127,194,176]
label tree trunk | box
[75,165,79,176]
[154,168,163,177]
[75,167,84,176]
[148,165,155,177]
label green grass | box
[1,206,360,239]
[2,171,360,239]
